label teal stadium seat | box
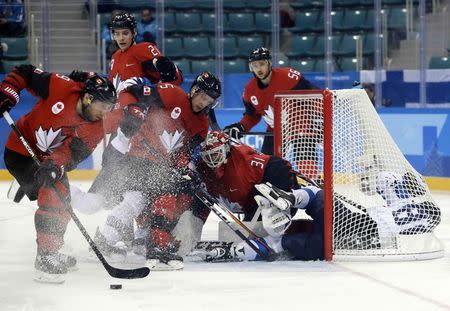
[333,0,361,7]
[201,13,216,33]
[175,13,202,34]
[331,10,345,31]
[336,34,360,56]
[388,7,408,30]
[338,57,358,71]
[226,13,256,33]
[248,0,271,10]
[167,0,194,10]
[286,35,316,58]
[255,13,272,33]
[314,58,336,72]
[237,36,264,57]
[224,0,246,10]
[184,37,212,58]
[224,59,247,73]
[164,37,184,59]
[291,0,324,9]
[307,35,340,57]
[363,33,375,55]
[224,37,238,58]
[191,60,215,73]
[2,37,28,60]
[338,9,366,31]
[288,59,315,72]
[361,9,375,31]
[173,58,191,74]
[2,59,29,73]
[312,11,324,32]
[118,0,154,9]
[196,0,215,10]
[164,13,176,33]
[429,56,450,69]
[289,11,320,33]
[383,0,405,4]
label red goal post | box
[274,89,444,261]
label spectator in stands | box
[136,8,157,44]
[0,0,25,36]
[102,10,122,59]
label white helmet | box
[200,131,230,168]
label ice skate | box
[146,247,184,271]
[91,227,127,263]
[34,251,68,284]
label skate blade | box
[146,259,184,271]
[86,251,126,264]
[34,270,66,284]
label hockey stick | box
[195,189,277,261]
[3,111,150,279]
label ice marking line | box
[0,212,32,222]
[333,262,450,310]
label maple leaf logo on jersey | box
[262,105,274,128]
[35,126,66,153]
[112,73,122,92]
[159,130,185,153]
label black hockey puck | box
[110,284,122,290]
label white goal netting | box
[274,89,443,261]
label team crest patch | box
[143,86,151,96]
[51,102,64,114]
[171,107,181,119]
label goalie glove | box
[223,122,245,140]
[254,182,297,211]
[256,195,292,238]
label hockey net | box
[274,89,443,261]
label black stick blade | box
[107,266,150,279]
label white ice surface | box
[0,181,449,311]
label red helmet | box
[200,131,230,168]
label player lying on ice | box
[0,65,117,283]
[193,131,441,262]
[70,72,221,270]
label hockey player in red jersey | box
[109,12,182,90]
[0,65,116,283]
[196,131,382,262]
[93,72,220,270]
[223,47,317,154]
[197,130,324,261]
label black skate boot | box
[34,250,68,284]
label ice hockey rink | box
[0,181,449,311]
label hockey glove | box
[0,82,19,115]
[223,122,245,140]
[256,195,292,238]
[68,70,95,82]
[120,103,148,138]
[154,56,177,83]
[35,160,64,187]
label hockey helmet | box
[83,74,117,105]
[190,71,222,106]
[110,12,137,32]
[248,47,271,63]
[201,131,230,168]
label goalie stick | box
[3,112,150,279]
[195,189,278,261]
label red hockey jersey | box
[5,70,105,170]
[200,144,270,214]
[128,83,209,167]
[109,42,182,89]
[240,67,308,132]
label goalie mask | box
[200,131,230,168]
